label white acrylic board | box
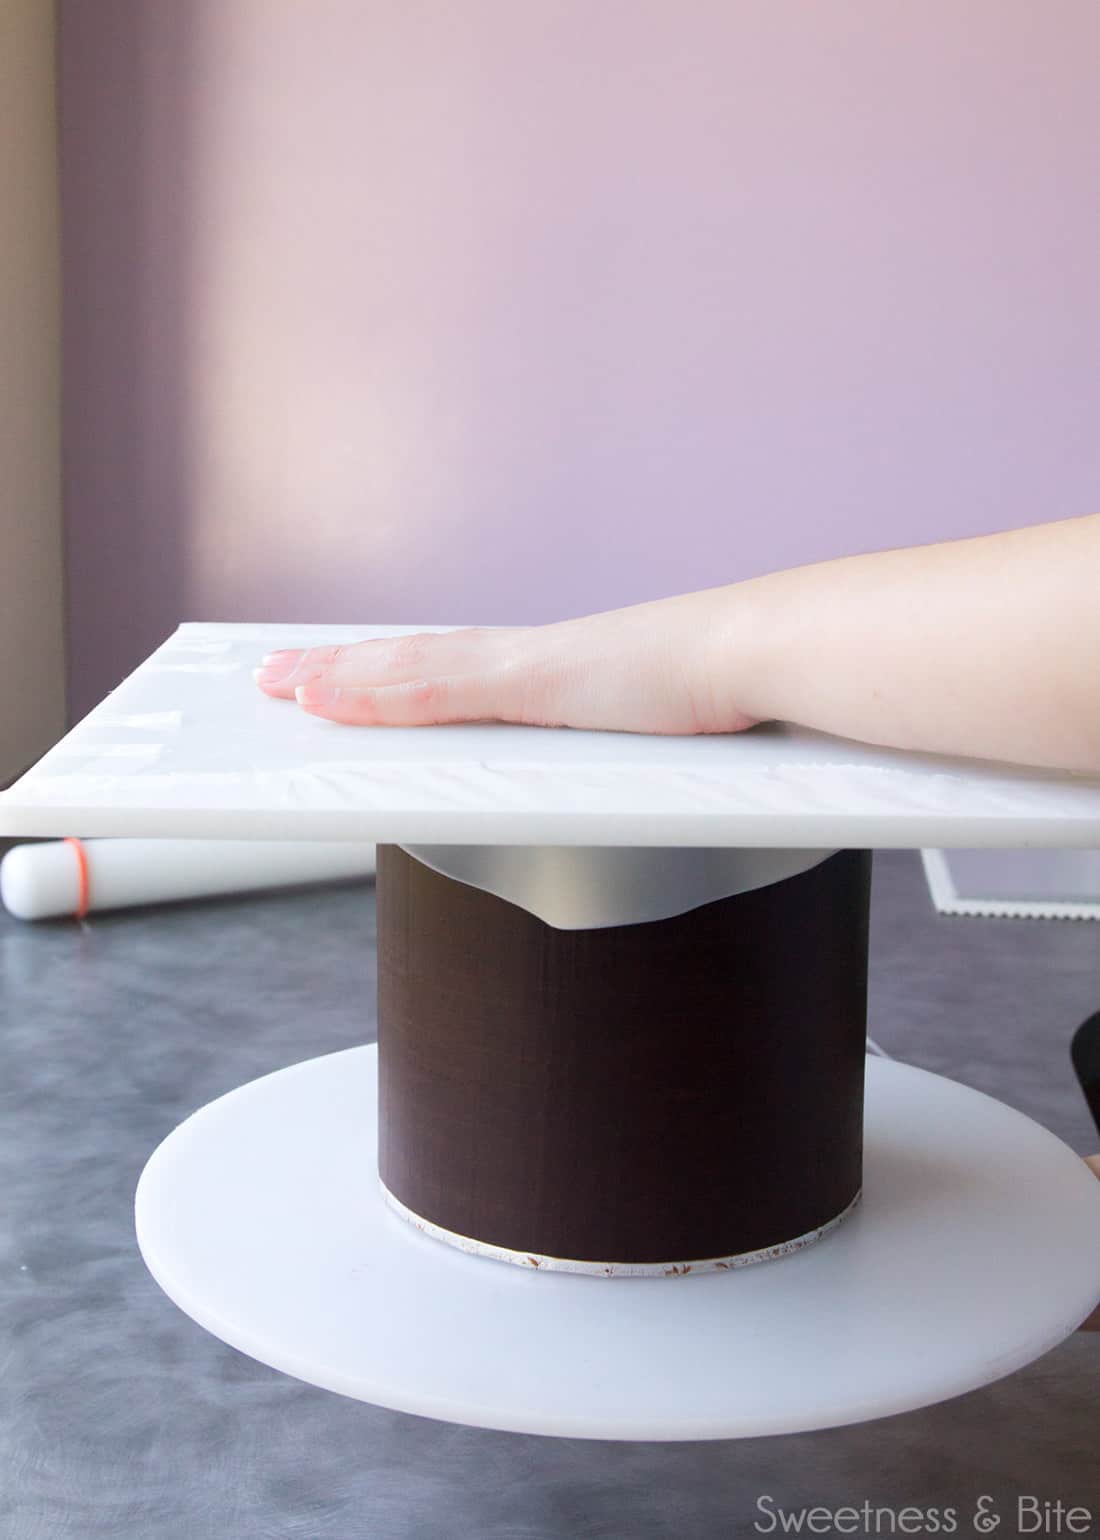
[5,623,1100,847]
[134,1044,1100,1441]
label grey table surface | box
[2,850,1098,1539]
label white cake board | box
[5,622,1100,847]
[134,1046,1100,1441]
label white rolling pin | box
[0,839,377,921]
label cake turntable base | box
[135,1043,1100,1441]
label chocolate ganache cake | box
[376,844,871,1275]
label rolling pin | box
[0,839,376,920]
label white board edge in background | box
[921,849,1100,921]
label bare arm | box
[718,511,1100,773]
[254,511,1100,774]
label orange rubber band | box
[64,836,91,919]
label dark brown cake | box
[376,844,871,1273]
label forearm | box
[711,512,1100,773]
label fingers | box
[250,628,535,726]
[253,629,524,703]
[295,674,497,727]
[254,645,345,699]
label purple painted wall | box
[61,1,1100,719]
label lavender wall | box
[61,1,1100,719]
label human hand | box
[253,597,761,735]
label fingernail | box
[296,683,341,707]
[255,650,305,684]
[262,650,299,665]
